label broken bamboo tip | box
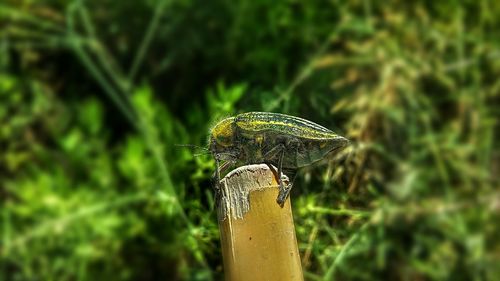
[217,164,304,281]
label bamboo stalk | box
[217,164,303,281]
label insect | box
[210,112,349,207]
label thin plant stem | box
[128,0,168,84]
[323,223,369,281]
[268,30,338,111]
[0,4,66,33]
[77,3,129,94]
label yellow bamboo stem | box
[217,164,303,281]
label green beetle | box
[210,112,349,207]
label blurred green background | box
[1,0,499,280]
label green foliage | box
[1,0,499,280]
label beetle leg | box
[276,139,301,206]
[212,156,230,203]
[262,143,285,159]
[262,144,291,207]
[264,162,279,181]
[214,157,221,184]
[212,153,237,184]
[212,155,238,208]
[276,168,297,206]
[275,148,292,207]
[263,144,285,171]
[212,156,222,207]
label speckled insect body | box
[210,112,348,206]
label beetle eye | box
[217,135,231,145]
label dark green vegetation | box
[1,0,499,280]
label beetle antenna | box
[175,144,209,151]
[193,152,211,157]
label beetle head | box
[210,117,238,159]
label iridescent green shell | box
[235,112,343,141]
